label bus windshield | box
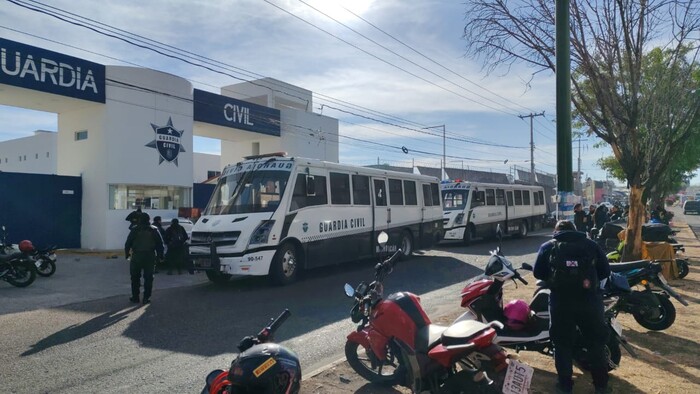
[204,169,292,215]
[442,190,469,211]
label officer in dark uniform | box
[533,220,611,394]
[125,213,164,304]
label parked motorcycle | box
[2,226,58,277]
[32,246,58,277]
[456,226,633,371]
[343,232,530,393]
[201,309,300,394]
[0,240,37,287]
[606,242,689,279]
[604,260,689,330]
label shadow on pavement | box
[21,305,139,356]
[624,329,700,385]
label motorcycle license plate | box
[611,317,623,337]
[502,359,533,394]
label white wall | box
[0,130,57,174]
[193,152,222,183]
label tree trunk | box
[622,185,645,261]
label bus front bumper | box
[190,249,275,276]
[443,227,466,240]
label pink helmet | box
[504,299,530,330]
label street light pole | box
[423,124,446,179]
[518,112,545,185]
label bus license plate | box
[611,317,623,337]
[196,258,211,268]
[502,358,533,394]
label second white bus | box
[440,180,547,244]
[190,154,444,285]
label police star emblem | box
[146,117,186,165]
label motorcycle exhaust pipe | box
[656,276,689,307]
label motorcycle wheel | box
[36,260,56,277]
[7,263,37,287]
[676,259,689,279]
[633,294,676,331]
[345,341,401,385]
[574,335,622,372]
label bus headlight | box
[455,213,465,224]
[249,220,275,246]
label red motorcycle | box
[343,232,531,393]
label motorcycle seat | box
[415,324,447,353]
[0,252,24,262]
[441,320,491,347]
[610,260,650,273]
[536,279,547,288]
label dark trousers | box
[130,253,155,299]
[166,245,187,272]
[549,293,609,390]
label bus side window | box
[471,190,485,208]
[292,174,328,210]
[523,190,531,205]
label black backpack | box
[132,227,156,253]
[548,240,598,293]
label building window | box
[252,142,260,156]
[207,170,221,179]
[108,184,191,210]
[75,130,88,141]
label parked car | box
[683,200,700,215]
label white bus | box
[440,180,547,244]
[190,154,443,285]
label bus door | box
[372,178,389,248]
[497,188,508,233]
[505,190,516,234]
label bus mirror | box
[377,231,389,247]
[306,175,316,196]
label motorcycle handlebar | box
[260,309,291,339]
[517,276,529,285]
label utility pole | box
[518,112,545,185]
[572,136,587,197]
[423,124,446,179]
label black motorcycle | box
[0,250,37,287]
[33,246,58,277]
[605,260,689,331]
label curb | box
[305,356,349,380]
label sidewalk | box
[0,252,208,315]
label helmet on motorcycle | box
[227,343,301,394]
[18,240,34,253]
[503,299,530,330]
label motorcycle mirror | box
[344,283,355,298]
[520,263,533,271]
[377,231,389,247]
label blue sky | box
[0,0,620,182]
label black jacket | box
[125,224,164,259]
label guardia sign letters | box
[0,37,105,103]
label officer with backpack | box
[533,220,611,394]
[125,212,164,304]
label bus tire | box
[463,224,475,246]
[270,242,300,286]
[515,221,528,238]
[399,230,413,259]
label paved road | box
[0,233,550,393]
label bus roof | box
[223,156,440,182]
[440,180,544,190]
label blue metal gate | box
[0,172,82,248]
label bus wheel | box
[516,221,529,238]
[270,243,299,286]
[399,231,413,259]
[463,225,474,246]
